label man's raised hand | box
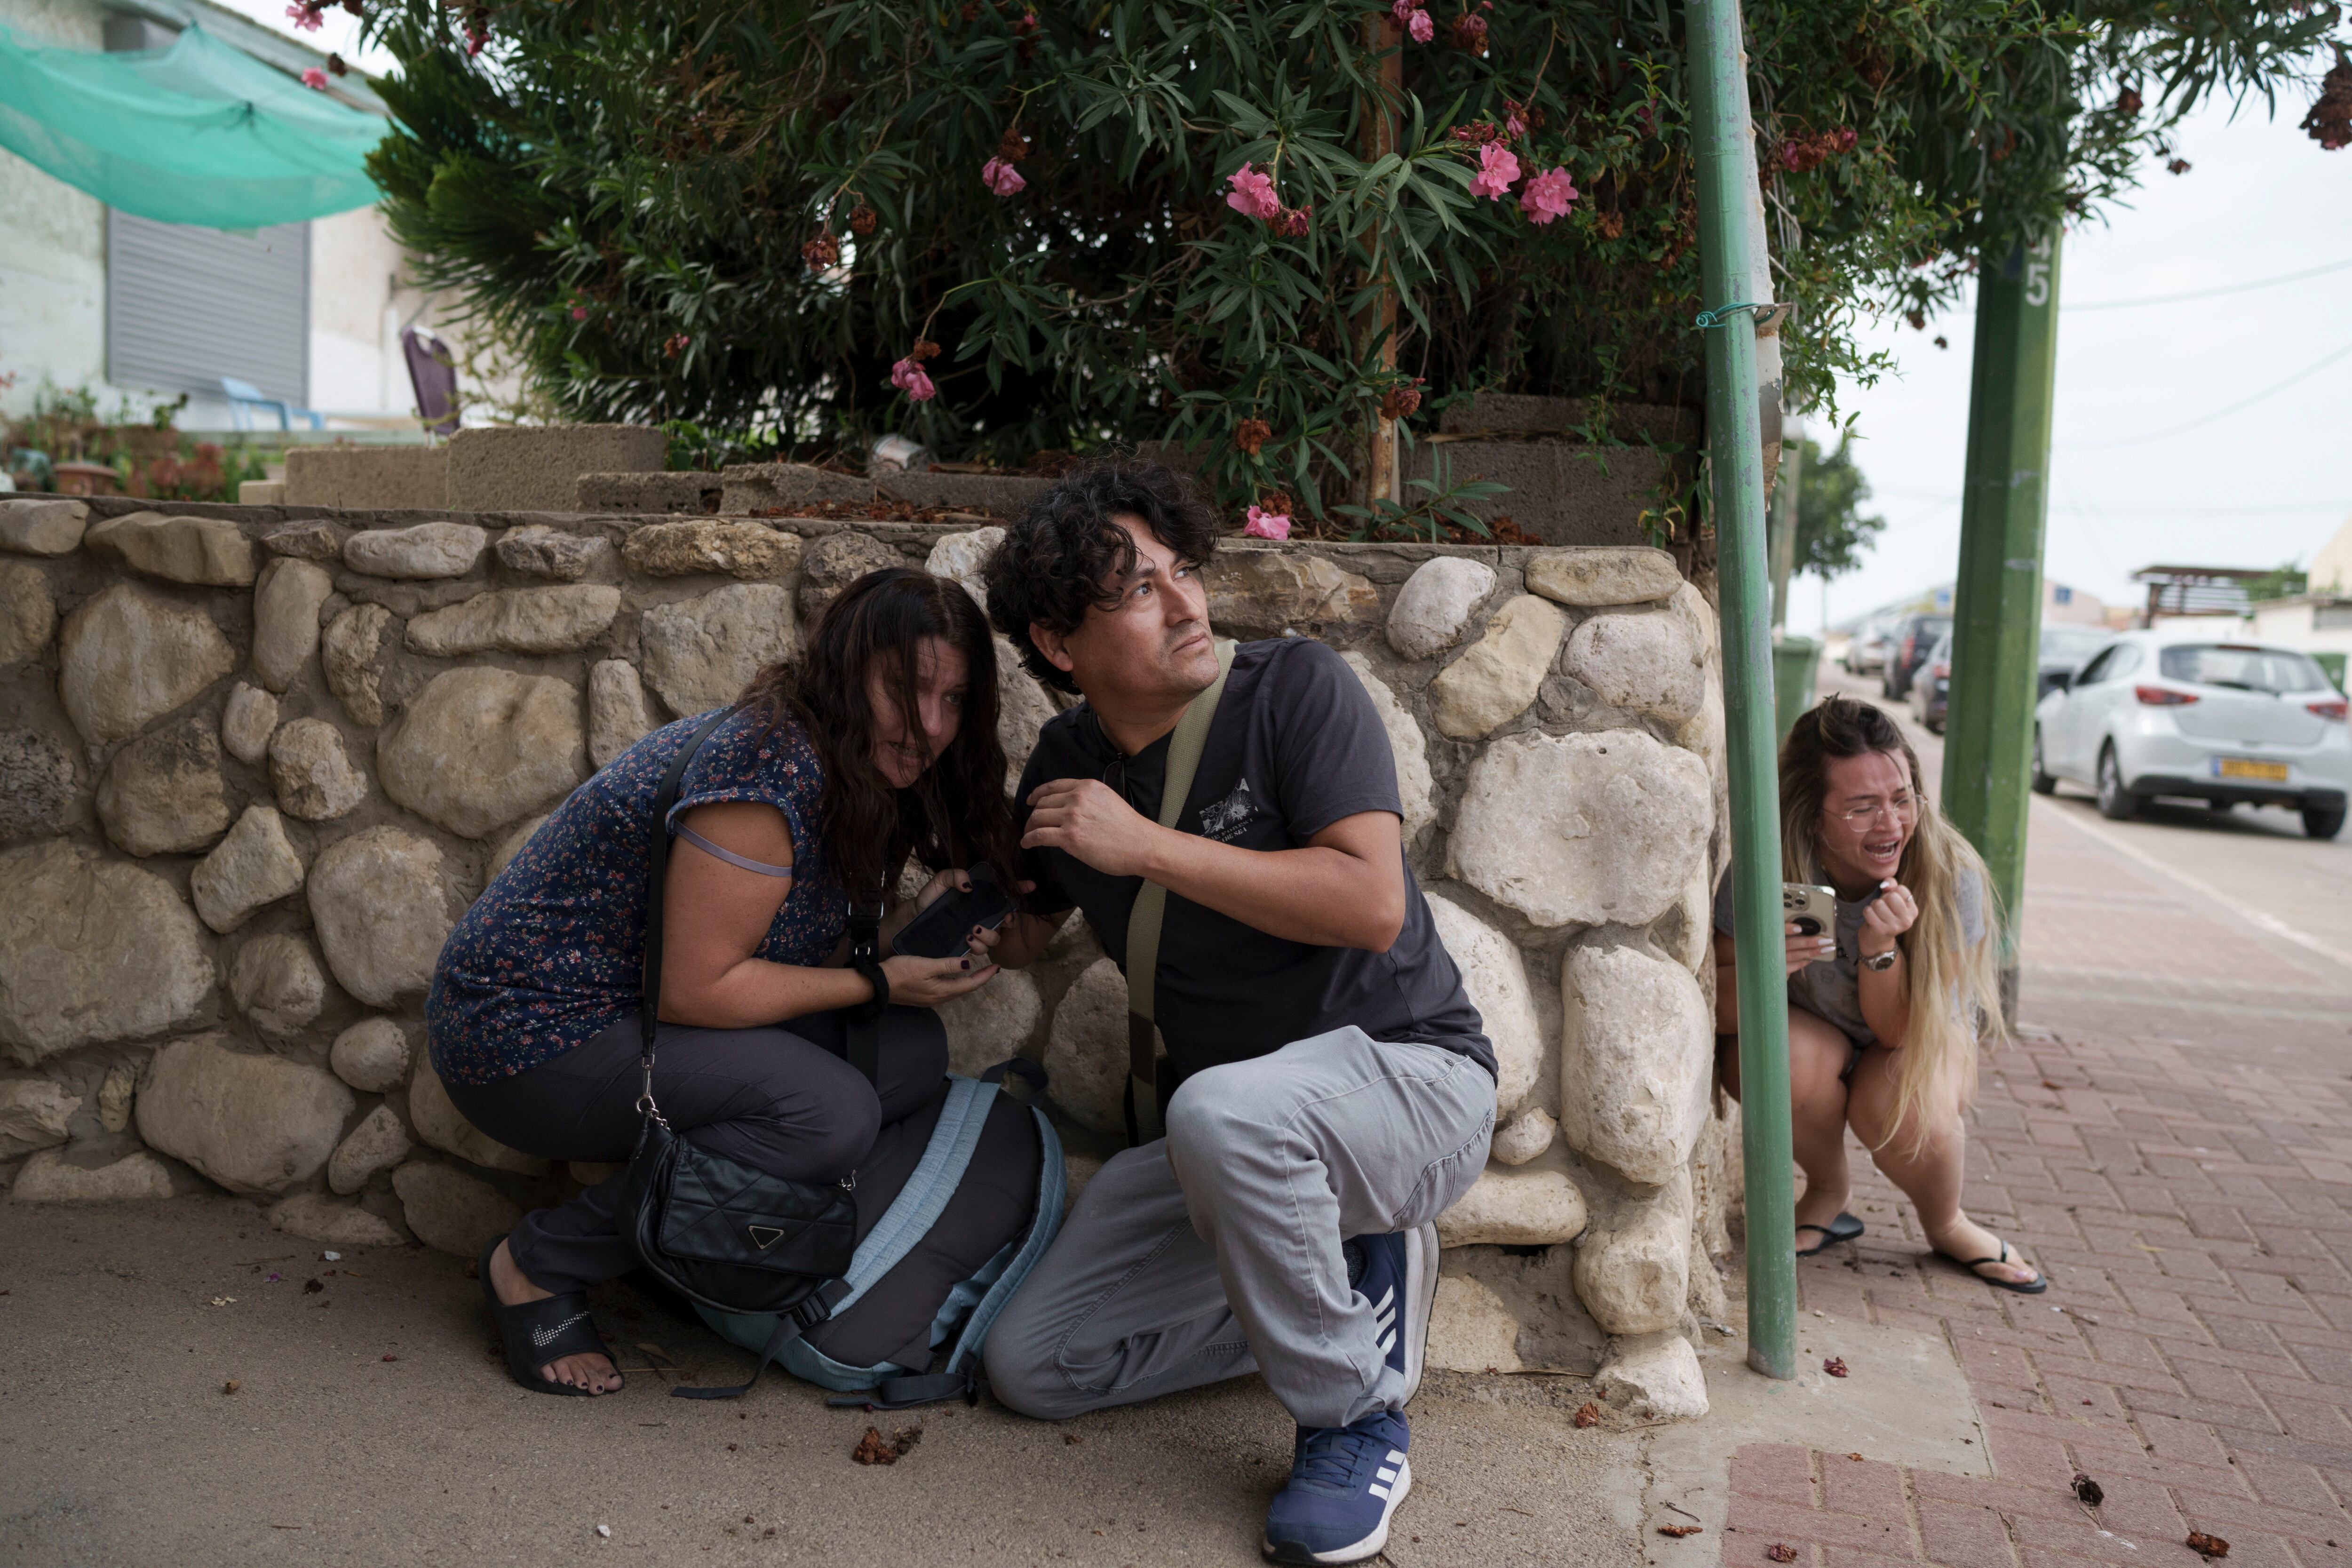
[1021,778,1163,877]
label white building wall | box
[0,0,430,430]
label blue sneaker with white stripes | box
[1262,1410,1413,1564]
[1343,1223,1438,1403]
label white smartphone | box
[1780,883,1838,939]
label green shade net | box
[0,21,382,229]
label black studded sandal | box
[1937,1237,2048,1295]
[478,1236,621,1396]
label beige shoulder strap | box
[1121,639,1233,1143]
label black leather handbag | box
[615,710,887,1373]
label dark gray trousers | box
[446,1007,948,1297]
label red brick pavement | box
[1719,797,2352,1568]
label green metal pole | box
[1688,0,1796,1381]
[1767,417,1801,633]
[1942,234,2062,1025]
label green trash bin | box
[1772,634,1821,743]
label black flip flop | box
[1937,1237,2048,1295]
[478,1235,621,1396]
[1795,1212,1865,1257]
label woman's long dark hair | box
[739,567,1020,905]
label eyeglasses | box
[1834,793,1919,827]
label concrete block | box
[1406,440,1680,548]
[238,480,286,505]
[1438,393,1701,447]
[444,425,666,512]
[575,472,723,515]
[717,462,874,515]
[283,446,449,510]
[875,470,1053,516]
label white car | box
[2032,631,2350,839]
[1843,615,1898,674]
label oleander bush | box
[362,0,2338,517]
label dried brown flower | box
[1234,417,1272,457]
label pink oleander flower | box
[1390,0,1418,23]
[301,66,328,89]
[890,357,938,402]
[1225,161,1281,222]
[981,157,1026,197]
[1406,8,1433,42]
[286,2,323,31]
[570,304,588,321]
[1243,506,1291,541]
[1468,141,1521,200]
[1519,166,1578,224]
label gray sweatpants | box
[983,1028,1494,1432]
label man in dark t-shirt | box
[972,463,1495,1566]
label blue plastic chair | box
[219,376,325,432]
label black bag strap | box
[640,708,738,1122]
[843,904,886,1089]
[674,1279,850,1401]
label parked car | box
[2038,624,2115,700]
[2031,631,2350,839]
[1882,613,1952,700]
[1843,614,1899,675]
[1908,630,1953,732]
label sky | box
[1793,88,2352,636]
[208,0,400,75]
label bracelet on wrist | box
[1859,947,1900,971]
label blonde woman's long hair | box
[1779,697,2007,1150]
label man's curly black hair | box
[982,458,1222,694]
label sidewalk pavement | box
[1716,693,2352,1568]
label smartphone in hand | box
[1780,882,1837,939]
[892,866,1016,960]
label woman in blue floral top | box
[431,568,1024,1397]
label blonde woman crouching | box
[1713,695,2044,1293]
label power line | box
[2058,338,2352,452]
[1871,487,2348,517]
[2061,256,2352,312]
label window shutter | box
[106,211,310,406]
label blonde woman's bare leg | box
[1785,1008,1861,1238]
[1844,1045,2040,1287]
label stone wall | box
[0,490,1738,1416]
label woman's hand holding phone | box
[878,950,999,1007]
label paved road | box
[1729,669,2352,1568]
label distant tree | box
[1794,435,1884,581]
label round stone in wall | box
[0,841,214,1066]
[1434,1161,1589,1247]
[1570,1168,1691,1337]
[227,933,329,1036]
[1339,653,1436,846]
[404,584,623,656]
[1042,957,1129,1135]
[640,583,795,718]
[321,603,391,728]
[329,1017,413,1094]
[190,804,305,933]
[1429,593,1567,739]
[1203,551,1380,637]
[925,527,1004,609]
[268,717,369,821]
[1385,555,1496,661]
[57,583,236,748]
[0,1076,79,1158]
[342,521,488,580]
[392,1161,523,1258]
[623,519,803,581]
[1559,943,1712,1186]
[1524,546,1682,608]
[378,667,587,840]
[250,557,334,692]
[267,1191,407,1249]
[937,968,1043,1079]
[219,682,279,765]
[329,1104,415,1194]
[84,510,257,587]
[994,637,1057,783]
[0,730,77,843]
[407,1056,551,1175]
[1420,892,1540,1121]
[1561,608,1705,724]
[95,714,233,856]
[0,561,55,665]
[134,1032,355,1196]
[10,1148,175,1202]
[308,827,456,1010]
[1447,729,1710,929]
[587,660,654,770]
[795,531,901,621]
[1489,1105,1557,1166]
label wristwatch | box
[1860,947,1899,971]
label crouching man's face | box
[1031,513,1220,708]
